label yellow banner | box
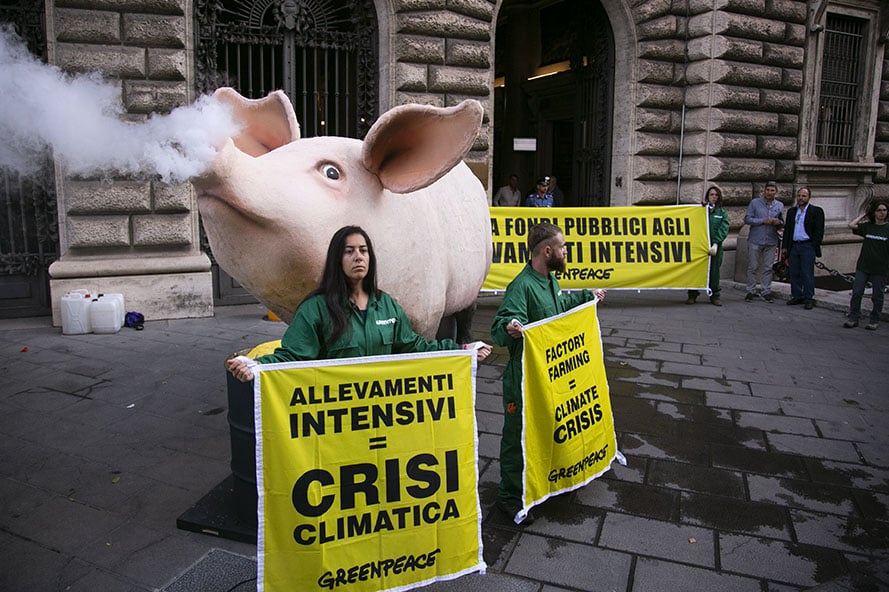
[485,205,710,290]
[521,301,622,516]
[254,352,484,592]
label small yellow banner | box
[521,300,621,515]
[485,205,710,290]
[254,351,484,592]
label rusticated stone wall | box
[876,55,889,191]
[629,0,808,210]
[47,0,213,324]
[389,0,494,166]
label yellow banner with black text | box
[485,205,710,290]
[520,300,623,518]
[254,351,484,592]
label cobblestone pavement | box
[1,283,887,591]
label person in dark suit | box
[781,186,825,309]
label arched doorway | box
[493,0,614,207]
[194,0,379,304]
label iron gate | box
[195,0,379,305]
[0,0,58,318]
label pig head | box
[193,87,492,338]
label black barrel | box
[226,371,257,526]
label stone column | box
[46,0,213,325]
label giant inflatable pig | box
[193,88,492,338]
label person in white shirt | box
[493,174,522,207]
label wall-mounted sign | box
[513,138,537,151]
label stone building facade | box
[23,0,889,322]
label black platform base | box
[176,474,257,544]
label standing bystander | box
[744,181,785,302]
[493,174,522,207]
[547,175,565,207]
[526,177,554,207]
[843,199,889,330]
[782,187,824,310]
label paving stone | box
[719,533,845,587]
[682,377,751,395]
[706,392,781,413]
[604,357,660,373]
[747,474,857,516]
[574,479,678,522]
[421,571,537,592]
[735,411,818,436]
[631,556,761,592]
[599,513,715,567]
[857,441,889,468]
[611,369,681,388]
[779,401,869,423]
[805,459,889,493]
[599,452,646,484]
[642,349,701,364]
[479,525,522,572]
[814,417,878,442]
[648,460,745,498]
[522,495,603,544]
[790,509,889,555]
[854,489,889,522]
[618,432,710,466]
[766,433,861,463]
[680,491,790,539]
[710,444,809,479]
[656,401,732,425]
[505,534,631,591]
[660,361,724,379]
[673,420,767,450]
[612,396,675,434]
[634,383,707,405]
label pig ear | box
[362,100,483,194]
[213,88,301,156]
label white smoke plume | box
[0,26,241,183]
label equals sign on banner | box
[369,436,387,450]
[567,378,577,389]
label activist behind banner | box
[521,300,624,517]
[255,352,486,591]
[485,205,710,291]
[227,226,492,382]
[686,186,730,306]
[490,222,607,524]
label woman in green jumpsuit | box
[687,185,730,306]
[227,225,491,381]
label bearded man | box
[490,222,605,524]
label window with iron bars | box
[815,13,866,161]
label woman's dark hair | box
[865,199,889,223]
[704,185,723,207]
[310,225,379,346]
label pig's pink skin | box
[194,88,492,337]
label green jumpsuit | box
[490,264,597,507]
[688,206,730,301]
[256,291,458,363]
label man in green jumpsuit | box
[490,222,604,523]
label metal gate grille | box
[816,13,865,161]
[194,0,378,305]
[195,0,378,138]
[0,0,58,318]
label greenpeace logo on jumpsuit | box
[376,318,397,325]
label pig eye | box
[322,164,341,180]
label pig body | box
[194,88,492,337]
